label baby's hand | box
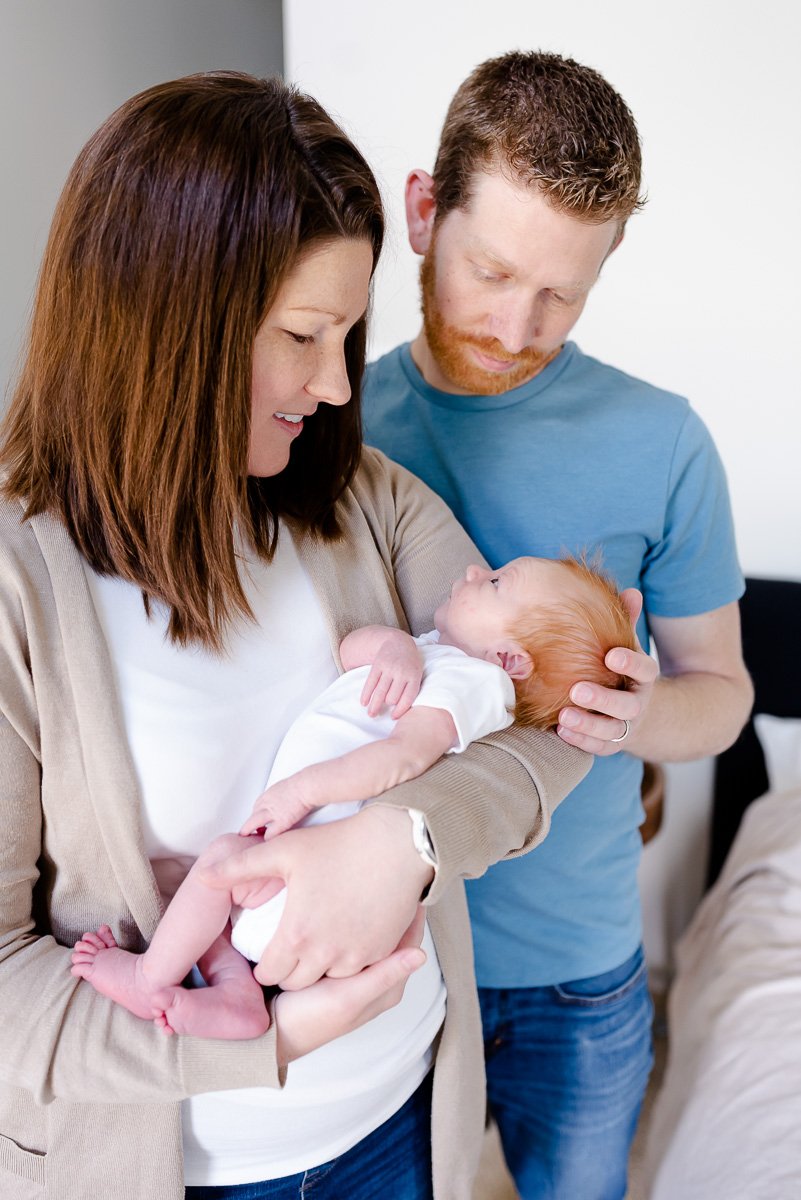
[240,778,316,840]
[360,632,424,718]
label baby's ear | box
[497,643,533,680]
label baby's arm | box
[340,625,424,718]
[241,706,458,837]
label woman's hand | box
[199,805,433,989]
[274,907,426,1065]
[556,588,658,756]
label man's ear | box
[497,643,533,681]
[607,226,625,259]
[405,169,437,255]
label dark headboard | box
[706,576,801,887]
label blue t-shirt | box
[363,341,745,987]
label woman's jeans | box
[479,945,653,1200]
[185,1069,433,1199]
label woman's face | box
[248,238,374,477]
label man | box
[363,50,753,1200]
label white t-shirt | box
[84,537,512,1185]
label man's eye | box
[546,290,579,306]
[286,331,313,345]
[471,266,505,284]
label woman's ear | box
[405,169,437,255]
[497,643,533,680]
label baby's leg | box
[145,833,263,983]
[71,834,263,1026]
[152,931,270,1039]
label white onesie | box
[231,630,514,960]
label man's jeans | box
[184,1070,433,1199]
[479,945,653,1200]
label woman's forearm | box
[372,724,590,902]
[0,719,283,1104]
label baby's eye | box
[490,576,500,587]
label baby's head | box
[434,555,637,730]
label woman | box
[0,73,588,1199]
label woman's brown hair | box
[0,72,384,648]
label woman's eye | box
[286,331,313,345]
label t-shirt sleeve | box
[412,646,514,752]
[643,408,745,617]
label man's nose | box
[492,297,542,355]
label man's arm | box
[242,706,457,837]
[556,600,753,761]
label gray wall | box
[1,0,283,402]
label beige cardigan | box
[0,448,588,1199]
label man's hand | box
[556,588,658,756]
[274,907,426,1065]
[359,632,424,718]
[555,591,754,763]
[199,805,433,989]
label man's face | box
[417,171,620,395]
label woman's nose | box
[306,347,351,407]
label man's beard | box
[419,248,558,396]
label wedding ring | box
[610,718,630,744]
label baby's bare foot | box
[151,980,270,1040]
[71,924,159,1021]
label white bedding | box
[644,786,801,1200]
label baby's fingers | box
[366,674,393,717]
[240,802,270,837]
[390,682,419,719]
[360,664,384,709]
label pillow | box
[754,713,801,795]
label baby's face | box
[434,556,568,660]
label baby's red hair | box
[511,556,638,730]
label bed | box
[643,577,801,1200]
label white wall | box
[286,0,801,976]
[286,0,801,583]
[0,0,283,402]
